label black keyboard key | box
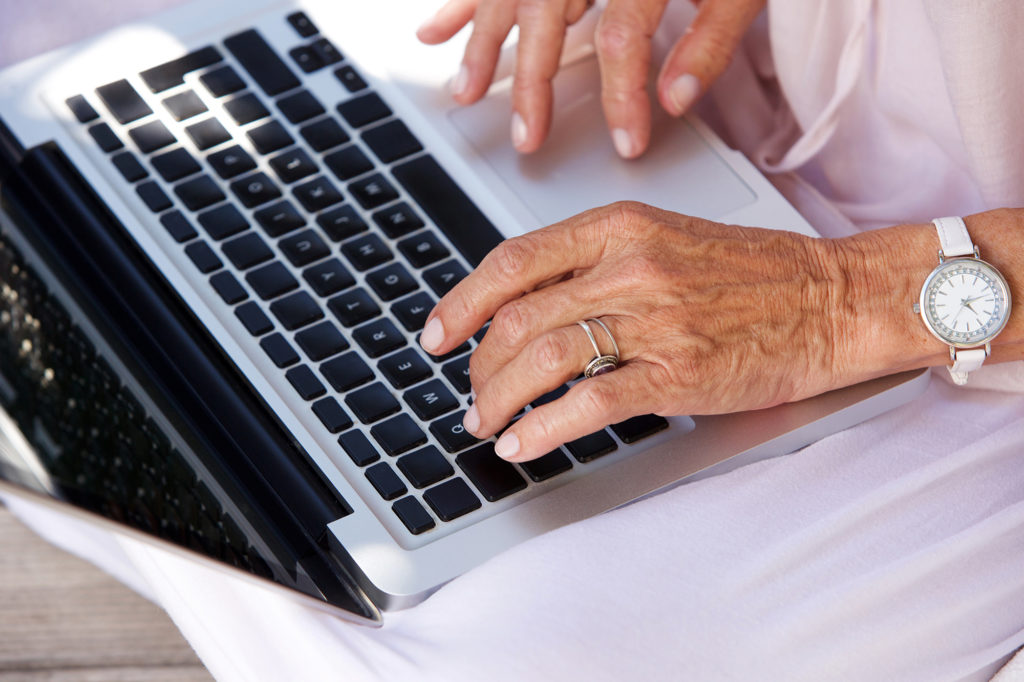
[222,232,273,269]
[136,181,172,212]
[224,30,301,96]
[175,175,226,211]
[365,463,407,500]
[312,38,343,66]
[140,46,222,92]
[269,148,318,183]
[423,478,480,521]
[247,120,294,154]
[65,94,99,123]
[210,270,248,304]
[404,378,459,420]
[235,301,273,336]
[373,203,424,239]
[130,120,176,153]
[224,93,270,125]
[354,319,406,358]
[270,291,323,330]
[279,229,330,266]
[294,176,343,212]
[260,333,299,367]
[441,354,472,394]
[200,65,246,97]
[198,203,248,240]
[346,383,401,424]
[398,232,450,269]
[519,449,573,482]
[430,411,480,453]
[246,262,298,299]
[423,260,467,297]
[295,320,348,361]
[325,145,373,181]
[425,340,471,364]
[338,93,391,128]
[397,445,453,488]
[363,120,423,164]
[565,430,617,463]
[184,240,222,273]
[321,352,374,391]
[112,151,148,182]
[317,205,367,241]
[334,65,368,93]
[392,497,435,535]
[163,90,208,121]
[300,117,349,152]
[328,288,380,327]
[342,234,392,271]
[152,147,201,181]
[286,365,326,400]
[371,414,427,456]
[88,122,123,152]
[289,46,324,74]
[278,90,325,124]
[208,145,256,179]
[366,262,416,301]
[304,259,355,297]
[160,211,198,242]
[231,172,282,208]
[610,414,670,443]
[348,173,399,208]
[531,384,569,408]
[379,348,432,388]
[287,11,318,37]
[312,397,352,433]
[254,200,305,237]
[96,79,152,124]
[186,118,232,151]
[392,291,435,332]
[456,443,527,502]
[393,154,503,267]
[339,430,380,467]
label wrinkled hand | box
[418,202,851,462]
[417,0,766,157]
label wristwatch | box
[914,216,1012,385]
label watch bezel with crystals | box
[916,255,1012,349]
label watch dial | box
[922,259,1010,346]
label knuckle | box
[532,332,573,375]
[595,20,636,61]
[490,236,535,279]
[490,300,530,346]
[574,379,617,420]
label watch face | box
[920,257,1012,347]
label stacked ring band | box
[577,318,620,378]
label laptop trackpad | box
[447,57,755,226]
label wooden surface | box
[0,504,212,682]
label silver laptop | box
[0,0,929,624]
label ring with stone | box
[577,318,620,378]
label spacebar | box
[391,155,503,267]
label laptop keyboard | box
[63,12,669,538]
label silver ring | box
[577,318,619,378]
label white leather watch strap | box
[949,348,987,385]
[932,216,975,258]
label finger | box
[467,316,626,438]
[416,0,479,44]
[420,208,615,355]
[594,0,670,158]
[656,0,765,116]
[492,362,660,461]
[454,0,520,104]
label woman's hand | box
[418,202,933,462]
[417,0,766,157]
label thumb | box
[655,0,766,116]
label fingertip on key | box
[420,317,445,353]
[494,431,520,460]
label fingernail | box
[611,128,637,158]
[420,317,445,353]
[415,15,437,38]
[463,404,480,434]
[451,65,469,98]
[668,73,700,115]
[494,432,520,460]
[511,112,528,150]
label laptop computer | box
[0,0,929,625]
